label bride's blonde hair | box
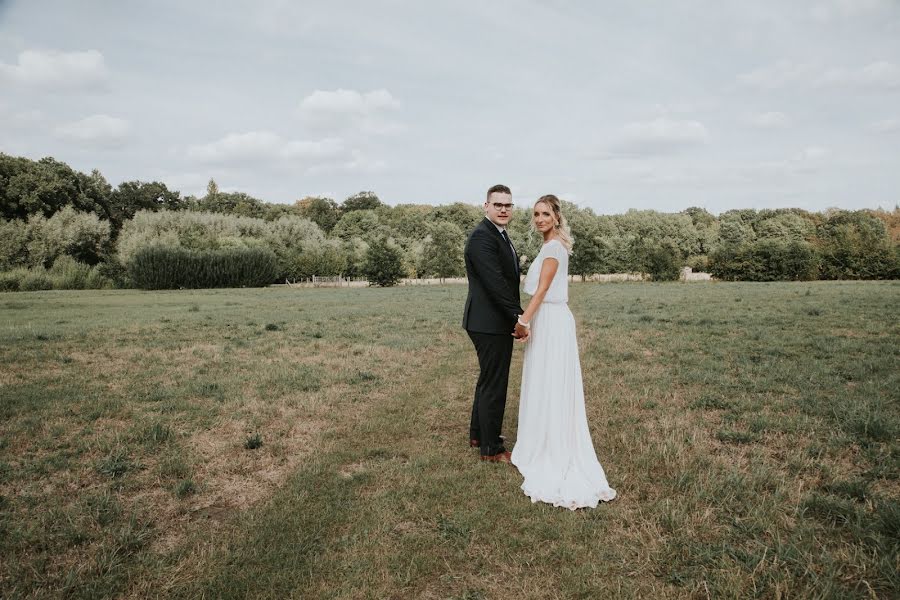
[533,194,573,253]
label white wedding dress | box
[511,239,617,510]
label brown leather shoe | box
[480,451,512,464]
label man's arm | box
[466,230,523,322]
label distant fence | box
[281,276,469,288]
[570,273,646,283]
[284,276,369,288]
[568,268,714,283]
[280,269,714,288]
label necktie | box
[500,230,519,276]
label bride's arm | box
[520,258,559,325]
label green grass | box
[1,282,898,598]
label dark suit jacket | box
[462,217,524,334]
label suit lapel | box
[483,218,519,278]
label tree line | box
[0,152,897,290]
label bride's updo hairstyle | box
[535,194,574,253]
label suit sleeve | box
[466,230,523,322]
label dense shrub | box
[48,256,92,289]
[283,240,348,280]
[95,252,130,288]
[0,219,29,270]
[710,240,820,281]
[18,269,54,291]
[26,206,111,267]
[817,211,898,279]
[0,268,29,291]
[1,208,111,270]
[117,210,327,281]
[0,260,112,291]
[634,241,681,281]
[128,245,279,289]
[46,256,115,289]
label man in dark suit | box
[463,184,530,463]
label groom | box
[463,184,529,463]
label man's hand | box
[514,321,530,341]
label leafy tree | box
[331,209,385,242]
[755,210,816,242]
[363,236,405,286]
[109,180,183,231]
[871,207,900,244]
[206,178,220,199]
[195,191,267,219]
[342,238,369,278]
[817,210,897,279]
[568,211,604,280]
[405,239,426,277]
[296,196,341,232]
[505,206,541,271]
[428,202,483,234]
[717,210,757,249]
[630,238,681,281]
[421,220,465,280]
[260,202,303,222]
[682,206,719,258]
[376,203,434,243]
[342,191,382,212]
[0,154,111,221]
[614,209,699,260]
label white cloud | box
[186,131,346,165]
[737,60,811,90]
[868,117,900,133]
[306,149,387,175]
[55,114,131,146]
[740,145,831,181]
[797,145,829,160]
[299,89,399,114]
[605,118,710,157]
[817,60,900,90]
[297,88,402,134]
[0,104,44,130]
[0,49,109,90]
[750,111,791,129]
[738,59,900,92]
[811,0,893,22]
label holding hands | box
[513,316,530,342]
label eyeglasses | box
[491,202,514,212]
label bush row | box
[127,245,279,289]
[709,239,900,281]
[0,257,114,291]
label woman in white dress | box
[511,195,617,510]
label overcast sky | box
[1,0,898,215]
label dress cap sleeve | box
[544,239,567,261]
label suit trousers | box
[467,331,514,456]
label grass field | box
[1,281,898,599]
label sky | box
[1,0,899,215]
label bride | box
[511,195,617,510]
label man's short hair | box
[486,184,511,201]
